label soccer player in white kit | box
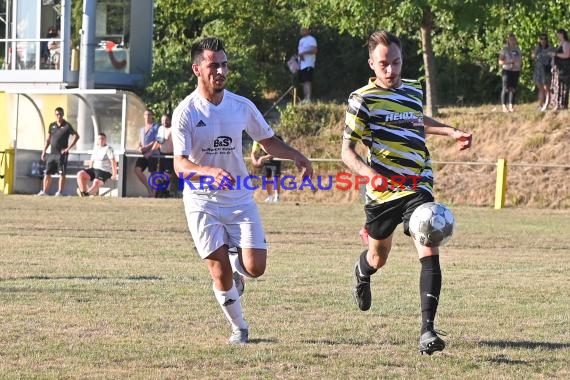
[172,37,313,344]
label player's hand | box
[452,129,472,151]
[294,154,313,178]
[40,151,46,161]
[207,167,235,190]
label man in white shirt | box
[76,133,117,196]
[154,114,174,196]
[297,27,318,103]
[172,37,313,344]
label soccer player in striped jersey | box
[341,30,472,355]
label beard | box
[377,74,401,89]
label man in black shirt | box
[37,107,80,196]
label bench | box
[28,157,118,196]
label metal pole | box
[79,0,96,89]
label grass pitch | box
[0,195,569,379]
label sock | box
[357,250,377,278]
[419,255,442,334]
[213,284,248,331]
[229,249,254,279]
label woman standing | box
[531,34,554,111]
[498,33,522,113]
[550,29,570,110]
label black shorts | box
[364,191,434,240]
[299,67,314,83]
[135,156,158,172]
[84,168,112,182]
[262,161,281,178]
[158,155,174,173]
[45,153,68,175]
[502,70,520,90]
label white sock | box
[213,284,248,330]
[229,250,254,279]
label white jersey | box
[91,144,114,173]
[298,35,317,70]
[172,89,274,206]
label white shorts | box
[183,197,267,258]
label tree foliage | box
[141,0,570,114]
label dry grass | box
[0,195,569,379]
[272,102,570,208]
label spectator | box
[76,132,117,197]
[531,34,554,111]
[47,27,61,69]
[297,27,318,103]
[153,114,174,196]
[41,26,58,65]
[498,33,522,113]
[134,109,160,197]
[250,135,283,203]
[549,29,570,110]
[37,107,80,196]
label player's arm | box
[424,116,472,151]
[258,135,313,177]
[110,158,118,180]
[341,138,377,179]
[62,132,80,154]
[41,131,51,161]
[250,144,267,167]
[174,155,235,188]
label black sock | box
[358,250,377,278]
[419,255,442,334]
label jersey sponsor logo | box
[214,136,232,147]
[384,111,421,122]
[196,120,206,128]
[201,136,235,155]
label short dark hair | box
[368,30,401,57]
[191,37,226,64]
[55,107,64,115]
[98,132,106,138]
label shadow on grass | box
[301,339,375,346]
[487,354,528,365]
[481,340,570,350]
[249,338,279,344]
[0,275,163,281]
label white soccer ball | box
[409,202,455,247]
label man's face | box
[144,111,154,124]
[368,42,402,89]
[192,49,228,93]
[97,135,106,146]
[55,110,64,122]
[161,116,171,128]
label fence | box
[267,157,570,208]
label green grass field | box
[0,195,569,379]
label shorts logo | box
[214,136,232,148]
[196,120,206,128]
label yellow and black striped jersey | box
[343,78,433,205]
